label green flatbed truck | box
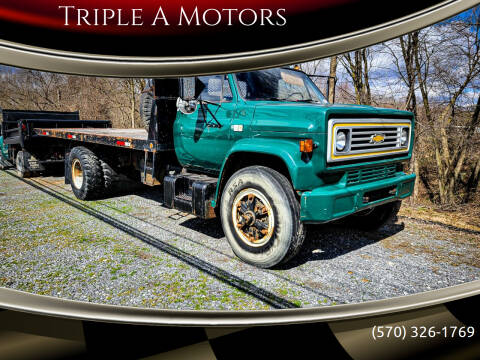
[0,67,415,268]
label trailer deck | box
[34,128,172,152]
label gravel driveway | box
[1,169,479,310]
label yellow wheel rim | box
[231,188,275,247]
[71,159,84,189]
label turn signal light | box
[300,139,314,153]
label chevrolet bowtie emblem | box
[370,134,385,144]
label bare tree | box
[328,56,337,103]
[414,11,480,204]
[340,49,372,105]
[118,78,145,129]
[0,68,151,129]
[384,32,422,202]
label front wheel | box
[220,166,305,268]
[346,200,402,231]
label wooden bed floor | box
[40,128,148,140]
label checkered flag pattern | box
[0,293,478,359]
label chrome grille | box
[346,164,397,185]
[327,118,412,163]
[350,126,402,151]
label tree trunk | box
[465,156,480,202]
[361,49,372,105]
[399,32,420,203]
[341,50,371,105]
[129,79,135,129]
[328,56,337,103]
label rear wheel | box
[16,151,31,178]
[99,158,123,193]
[220,166,305,268]
[69,147,104,200]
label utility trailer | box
[31,125,217,219]
[0,109,110,176]
[0,77,219,220]
[0,106,188,192]
[34,127,172,183]
[0,69,416,268]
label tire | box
[346,200,402,231]
[16,151,31,178]
[220,166,306,268]
[99,158,120,193]
[140,89,156,130]
[69,147,104,200]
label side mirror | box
[180,77,205,101]
[177,77,206,114]
[176,97,198,114]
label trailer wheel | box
[99,158,120,193]
[347,200,402,231]
[69,147,104,200]
[220,166,305,268]
[16,151,31,178]
[140,89,156,130]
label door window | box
[197,75,233,102]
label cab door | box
[174,74,237,172]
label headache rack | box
[1,109,111,147]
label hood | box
[251,101,413,134]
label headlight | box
[336,131,347,152]
[401,128,408,146]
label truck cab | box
[152,67,415,268]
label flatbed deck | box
[34,128,172,151]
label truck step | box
[164,172,218,219]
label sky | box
[300,6,480,107]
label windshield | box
[234,68,328,103]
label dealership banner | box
[0,0,478,75]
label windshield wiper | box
[264,97,284,101]
[294,99,318,103]
[263,97,316,102]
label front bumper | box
[300,172,415,223]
